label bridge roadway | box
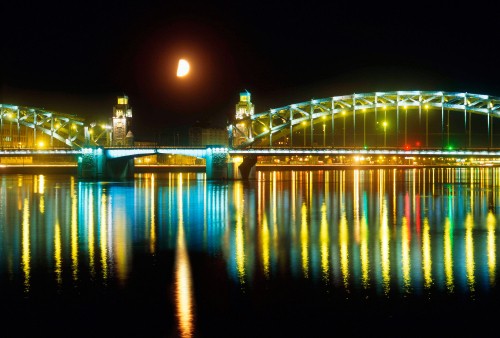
[2,145,500,180]
[3,146,500,158]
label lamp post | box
[343,111,346,147]
[404,106,407,146]
[383,121,387,147]
[302,121,306,147]
[425,105,429,147]
[383,106,387,148]
[363,108,366,147]
[447,109,450,147]
[323,123,326,147]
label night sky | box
[2,1,500,140]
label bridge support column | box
[205,146,229,180]
[77,148,135,180]
[228,155,257,180]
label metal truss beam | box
[230,91,500,148]
[0,104,97,149]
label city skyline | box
[3,1,500,140]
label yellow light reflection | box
[353,170,360,244]
[22,198,30,293]
[54,219,62,285]
[175,180,195,338]
[115,199,129,284]
[261,214,270,279]
[38,174,45,194]
[360,215,369,289]
[301,203,309,278]
[291,171,296,229]
[71,177,78,281]
[402,216,411,291]
[444,217,454,292]
[422,217,432,289]
[380,193,390,295]
[487,212,496,286]
[39,175,45,213]
[150,174,156,254]
[339,209,349,289]
[465,213,476,292]
[392,169,396,221]
[320,202,330,284]
[271,172,279,278]
[88,187,95,277]
[100,193,109,281]
[235,183,246,285]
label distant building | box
[189,123,228,146]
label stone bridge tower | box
[112,95,134,146]
[229,90,254,148]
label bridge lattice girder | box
[230,91,500,148]
[0,104,97,148]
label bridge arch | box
[0,104,103,149]
[230,91,500,149]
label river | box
[0,168,499,337]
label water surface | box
[1,168,499,337]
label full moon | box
[176,59,190,77]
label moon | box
[177,59,190,77]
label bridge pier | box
[77,148,135,180]
[205,146,229,180]
[204,146,257,180]
[228,155,257,180]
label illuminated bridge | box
[3,91,500,180]
[229,91,500,150]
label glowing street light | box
[383,121,388,147]
[383,105,387,147]
[425,104,429,147]
[404,105,407,145]
[323,123,326,147]
[302,121,307,146]
[342,111,346,147]
[363,108,366,147]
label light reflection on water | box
[0,168,500,336]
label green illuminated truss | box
[0,104,101,149]
[229,91,500,149]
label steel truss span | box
[0,104,96,149]
[230,91,500,149]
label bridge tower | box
[112,95,134,146]
[227,91,257,179]
[230,90,254,148]
[78,95,135,180]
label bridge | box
[2,91,500,180]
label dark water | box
[1,168,500,337]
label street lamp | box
[302,121,306,147]
[383,105,387,148]
[321,116,326,147]
[425,104,429,147]
[383,121,387,147]
[363,108,366,147]
[323,123,326,147]
[342,111,346,147]
[404,106,407,146]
